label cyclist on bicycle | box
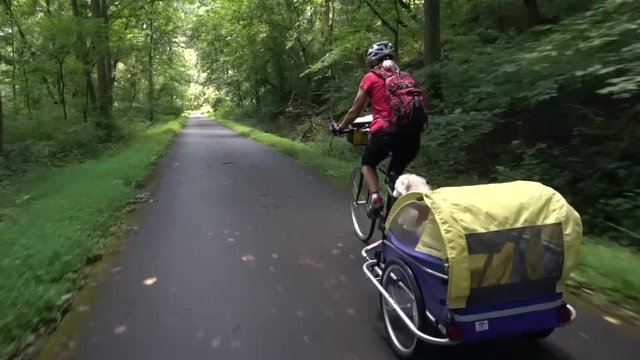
[331,41,422,217]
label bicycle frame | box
[338,124,398,233]
[377,165,397,232]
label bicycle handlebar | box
[330,125,370,136]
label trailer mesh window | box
[465,223,564,305]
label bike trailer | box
[362,180,582,352]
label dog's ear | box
[393,176,408,198]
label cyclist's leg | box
[362,166,379,194]
[362,131,393,194]
[362,131,393,216]
[387,132,422,188]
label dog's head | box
[393,174,432,198]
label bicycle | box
[333,119,399,243]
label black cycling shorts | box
[362,130,421,177]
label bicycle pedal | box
[367,208,383,219]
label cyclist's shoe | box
[367,193,384,218]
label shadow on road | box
[413,337,574,359]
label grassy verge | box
[213,115,640,319]
[215,116,358,184]
[0,116,186,358]
[570,238,640,316]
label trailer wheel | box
[380,259,429,358]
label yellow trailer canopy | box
[386,181,582,308]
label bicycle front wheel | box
[349,167,376,242]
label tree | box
[524,0,540,28]
[148,0,156,123]
[0,0,192,178]
[91,0,113,133]
[71,0,97,120]
[0,83,4,153]
[363,0,407,58]
[424,0,441,65]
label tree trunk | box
[44,0,52,16]
[90,0,113,134]
[101,0,113,109]
[111,58,119,86]
[130,76,140,105]
[71,0,97,112]
[83,82,90,122]
[394,0,401,60]
[524,0,540,28]
[57,56,68,120]
[423,0,441,65]
[323,0,330,47]
[4,0,18,116]
[148,0,155,123]
[21,64,32,117]
[0,83,4,153]
[10,23,17,117]
[42,76,59,103]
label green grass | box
[573,238,640,314]
[214,115,640,315]
[0,116,185,358]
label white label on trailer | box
[475,320,489,332]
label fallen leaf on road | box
[241,255,255,262]
[603,315,621,325]
[211,336,222,348]
[114,325,127,335]
[143,277,157,286]
[346,308,355,315]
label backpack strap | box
[370,67,392,80]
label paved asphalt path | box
[64,113,638,359]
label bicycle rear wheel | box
[349,167,376,242]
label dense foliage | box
[0,0,637,356]
[0,0,194,179]
[191,0,639,243]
